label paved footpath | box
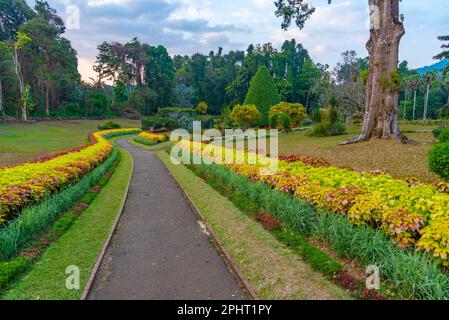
[89,138,246,300]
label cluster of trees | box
[2,0,448,132]
[0,0,82,120]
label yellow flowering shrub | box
[175,139,449,267]
[138,132,168,143]
[0,128,140,222]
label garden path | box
[89,138,246,300]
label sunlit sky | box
[27,0,449,82]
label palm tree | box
[410,74,420,120]
[401,76,413,120]
[422,71,437,120]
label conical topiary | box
[244,66,281,126]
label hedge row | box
[193,163,449,300]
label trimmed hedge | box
[244,66,281,126]
[0,149,119,261]
[438,128,449,143]
[98,121,121,130]
[429,142,449,180]
[193,162,449,300]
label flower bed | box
[176,140,449,267]
[138,132,168,143]
[0,129,140,222]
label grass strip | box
[157,152,349,300]
[2,147,133,300]
[190,162,449,300]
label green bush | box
[244,66,281,126]
[98,120,121,130]
[433,127,443,139]
[429,142,449,180]
[269,112,292,131]
[133,136,158,146]
[311,108,322,123]
[438,128,449,143]
[0,257,33,289]
[142,116,178,130]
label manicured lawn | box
[157,151,350,300]
[0,119,141,167]
[278,125,437,182]
[2,147,133,300]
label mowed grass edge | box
[2,147,133,300]
[157,151,350,300]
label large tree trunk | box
[12,48,27,121]
[342,0,406,144]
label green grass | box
[2,147,133,300]
[278,124,437,182]
[157,151,349,300]
[0,119,141,166]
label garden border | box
[157,153,259,300]
[80,147,134,301]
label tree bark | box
[12,47,27,121]
[342,0,407,144]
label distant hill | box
[416,59,448,75]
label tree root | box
[340,132,415,145]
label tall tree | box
[422,71,437,120]
[275,0,408,143]
[409,74,420,120]
[1,32,31,121]
[0,0,34,41]
[244,65,281,125]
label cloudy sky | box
[27,0,449,81]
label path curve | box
[88,138,246,300]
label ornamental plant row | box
[0,128,141,222]
[176,140,449,267]
[138,132,168,143]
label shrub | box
[142,116,178,131]
[244,66,281,126]
[310,107,346,137]
[98,120,121,130]
[269,102,306,126]
[433,127,444,139]
[196,102,208,114]
[311,108,322,123]
[429,142,449,180]
[0,257,32,288]
[230,104,262,129]
[270,112,292,131]
[438,128,449,143]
